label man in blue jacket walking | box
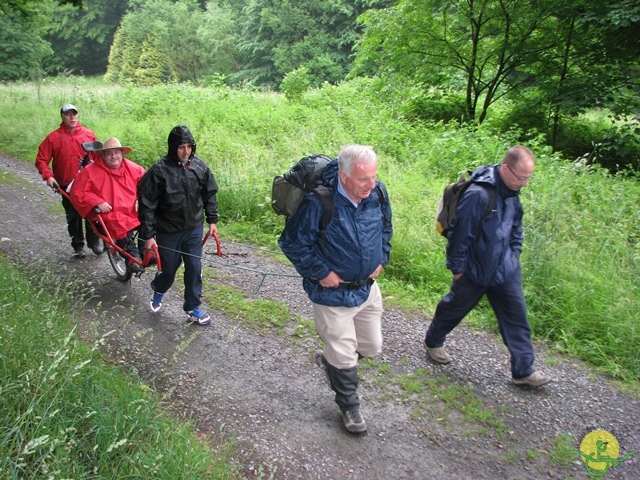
[425,145,551,387]
[279,144,393,433]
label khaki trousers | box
[313,282,383,369]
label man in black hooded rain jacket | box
[138,125,219,325]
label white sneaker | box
[149,291,163,313]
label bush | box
[554,112,609,162]
[494,101,640,173]
[598,115,640,172]
[280,67,310,103]
[489,98,550,135]
[402,88,468,123]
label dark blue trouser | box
[425,267,535,379]
[151,224,203,312]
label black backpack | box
[271,154,334,224]
[272,154,389,243]
[435,170,494,237]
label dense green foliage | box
[355,0,557,124]
[0,5,52,82]
[45,0,128,76]
[233,0,392,88]
[1,0,638,170]
[1,0,82,18]
[105,0,241,86]
[1,79,639,382]
[354,0,640,169]
[0,256,238,478]
[103,0,394,88]
[0,0,124,81]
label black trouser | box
[115,230,143,264]
[61,195,99,250]
[151,225,203,312]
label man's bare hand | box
[144,238,157,250]
[96,202,112,213]
[320,271,343,288]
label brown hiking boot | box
[426,345,452,364]
[512,371,552,387]
[340,407,367,434]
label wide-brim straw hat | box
[94,137,132,155]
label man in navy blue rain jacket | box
[425,145,552,387]
[279,144,393,433]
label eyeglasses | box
[506,164,533,182]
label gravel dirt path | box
[1,152,639,480]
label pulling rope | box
[156,239,300,295]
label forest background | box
[1,1,639,476]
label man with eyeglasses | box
[424,145,552,387]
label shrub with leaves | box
[280,67,310,102]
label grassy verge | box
[0,256,239,479]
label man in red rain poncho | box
[35,103,102,258]
[70,137,146,272]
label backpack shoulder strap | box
[482,186,495,217]
[374,184,390,225]
[312,185,333,255]
[312,185,334,231]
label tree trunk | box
[551,17,575,151]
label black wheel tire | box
[106,241,132,281]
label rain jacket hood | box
[167,125,196,162]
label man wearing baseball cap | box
[36,104,103,258]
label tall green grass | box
[1,77,639,382]
[523,158,640,379]
[0,258,238,479]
